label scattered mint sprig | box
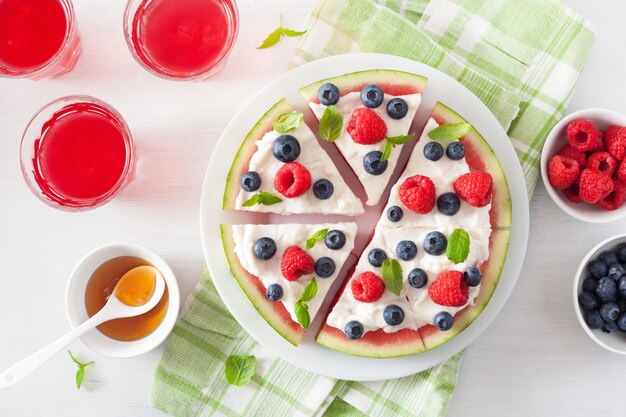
[381,259,403,296]
[273,112,303,133]
[319,105,343,142]
[294,278,318,328]
[242,191,283,207]
[381,133,415,161]
[258,15,307,49]
[427,122,471,142]
[305,228,329,250]
[446,229,470,264]
[68,350,94,390]
[224,355,256,386]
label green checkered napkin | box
[151,1,594,416]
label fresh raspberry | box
[564,183,583,203]
[351,271,385,303]
[597,179,626,210]
[548,155,580,190]
[347,108,387,145]
[587,151,617,177]
[618,159,626,184]
[453,172,493,207]
[399,175,436,214]
[274,162,311,198]
[428,271,469,307]
[605,125,626,161]
[566,119,601,152]
[579,168,614,203]
[280,246,315,281]
[556,144,586,168]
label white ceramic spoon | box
[0,266,166,388]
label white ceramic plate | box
[200,53,529,381]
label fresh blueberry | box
[363,151,388,175]
[617,313,626,331]
[315,257,336,278]
[437,193,461,216]
[368,248,387,267]
[578,292,598,311]
[240,171,261,192]
[387,205,404,222]
[424,142,444,161]
[588,260,608,279]
[386,98,408,119]
[582,277,597,293]
[603,320,618,334]
[408,268,428,289]
[585,310,604,330]
[272,135,301,162]
[445,141,465,160]
[325,230,346,250]
[617,243,626,263]
[464,267,482,287]
[608,263,625,281]
[383,305,405,326]
[600,302,620,322]
[619,276,626,298]
[434,312,454,331]
[360,84,384,108]
[396,240,418,261]
[423,231,447,256]
[313,179,334,200]
[317,83,340,106]
[618,298,626,313]
[266,283,283,301]
[596,277,617,301]
[599,251,619,266]
[344,321,364,340]
[253,237,277,260]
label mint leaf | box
[68,350,94,390]
[274,112,303,133]
[446,229,470,264]
[294,301,311,328]
[319,105,343,142]
[242,192,283,207]
[427,122,471,142]
[305,228,328,250]
[224,355,256,386]
[381,259,403,296]
[257,15,307,49]
[300,278,318,302]
[381,142,393,161]
[380,133,414,161]
[283,28,308,37]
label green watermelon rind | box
[220,224,305,346]
[431,102,513,229]
[222,98,293,210]
[299,69,428,102]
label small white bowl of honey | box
[65,243,180,358]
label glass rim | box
[122,0,240,81]
[19,95,136,211]
[0,0,79,79]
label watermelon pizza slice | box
[223,98,363,215]
[299,70,427,206]
[221,222,357,346]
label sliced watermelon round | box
[222,99,293,210]
[431,102,513,229]
[220,224,305,346]
[299,69,427,103]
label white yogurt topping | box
[379,118,492,230]
[235,119,364,215]
[232,223,357,325]
[309,92,422,206]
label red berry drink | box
[0,0,81,79]
[20,97,136,211]
[124,0,238,80]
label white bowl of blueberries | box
[575,234,626,354]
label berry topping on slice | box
[386,98,408,119]
[266,283,283,301]
[437,192,461,216]
[445,141,465,160]
[368,248,387,267]
[272,135,301,162]
[363,151,388,175]
[434,312,453,331]
[556,144,587,168]
[274,162,312,198]
[312,178,334,200]
[548,155,580,190]
[386,205,404,222]
[605,125,626,161]
[408,268,428,288]
[428,270,469,307]
[347,108,387,144]
[280,246,315,281]
[453,172,493,207]
[317,83,340,106]
[253,237,277,260]
[578,168,614,203]
[463,267,482,287]
[344,320,364,339]
[566,119,601,152]
[399,174,436,214]
[360,84,384,108]
[241,171,261,192]
[597,178,626,210]
[424,142,444,161]
[325,230,346,250]
[396,240,418,261]
[383,305,404,326]
[423,231,447,256]
[587,151,617,177]
[351,271,385,303]
[315,257,336,278]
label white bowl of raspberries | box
[541,108,626,222]
[575,234,626,354]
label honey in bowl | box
[85,256,169,341]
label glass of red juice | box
[0,0,81,80]
[123,0,239,81]
[20,96,136,211]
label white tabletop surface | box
[0,0,624,415]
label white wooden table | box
[0,0,624,415]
